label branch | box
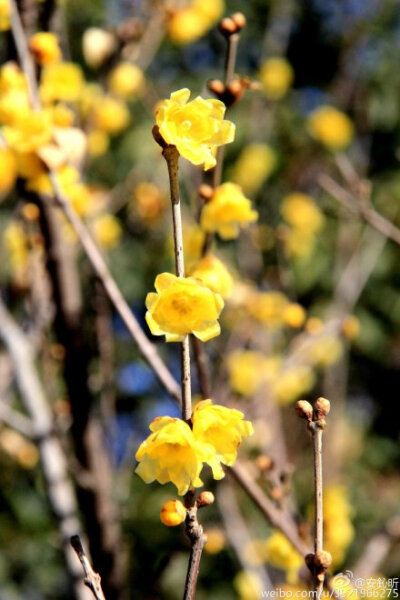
[71,536,107,600]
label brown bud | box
[314,397,330,418]
[255,454,274,473]
[314,550,332,571]
[231,12,246,30]
[198,184,214,201]
[197,491,215,508]
[305,553,315,571]
[208,79,225,96]
[270,486,283,501]
[295,400,313,421]
[219,17,237,36]
[226,79,244,101]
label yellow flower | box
[155,88,235,171]
[0,89,30,126]
[190,254,233,298]
[145,272,224,342]
[204,528,226,554]
[92,214,122,249]
[281,193,325,232]
[108,62,144,98]
[135,416,209,495]
[307,335,343,367]
[183,223,205,269]
[132,182,166,223]
[167,0,224,45]
[260,57,294,100]
[0,0,10,31]
[264,531,303,584]
[201,182,258,239]
[282,226,316,260]
[0,62,26,93]
[232,143,276,195]
[94,96,130,134]
[87,130,109,157]
[3,221,29,275]
[272,365,315,405]
[40,62,84,104]
[227,351,280,397]
[3,109,53,153]
[283,303,306,328]
[160,500,186,526]
[341,315,360,340]
[307,106,354,150]
[0,147,17,196]
[51,104,75,127]
[29,32,61,65]
[192,399,253,479]
[324,485,354,566]
[234,571,263,600]
[247,290,288,327]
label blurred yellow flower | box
[264,531,303,584]
[234,570,264,600]
[3,109,53,153]
[29,32,61,65]
[260,57,294,100]
[341,315,360,340]
[133,182,166,223]
[3,221,29,275]
[92,214,122,249]
[87,129,109,157]
[272,364,315,404]
[283,303,306,328]
[0,0,10,31]
[281,192,325,232]
[308,106,354,150]
[183,223,205,269]
[94,96,130,134]
[232,143,276,195]
[51,104,75,128]
[227,350,281,396]
[204,528,226,554]
[0,88,30,125]
[307,335,343,367]
[160,499,186,526]
[156,88,235,170]
[108,62,144,98]
[145,272,224,342]
[201,182,258,239]
[40,62,84,104]
[167,0,224,45]
[247,290,288,327]
[135,416,209,495]
[0,147,17,196]
[0,62,26,93]
[0,428,39,469]
[324,485,354,566]
[190,254,233,298]
[192,399,253,479]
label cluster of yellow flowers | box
[280,192,325,260]
[135,399,253,495]
[241,531,303,584]
[167,0,224,45]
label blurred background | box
[0,0,399,598]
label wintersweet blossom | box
[0,147,17,196]
[145,272,224,342]
[167,0,224,45]
[160,500,187,526]
[0,0,10,31]
[232,143,276,195]
[155,88,235,170]
[192,399,253,479]
[135,416,209,495]
[29,32,61,65]
[40,62,84,104]
[264,532,303,584]
[3,109,53,153]
[190,254,233,298]
[108,63,144,98]
[259,57,294,100]
[201,182,258,239]
[307,106,354,150]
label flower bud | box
[314,397,330,418]
[231,13,246,30]
[197,491,215,508]
[82,28,116,69]
[198,184,214,201]
[314,550,332,571]
[160,500,186,527]
[255,454,274,473]
[208,79,225,96]
[295,400,313,421]
[219,17,238,36]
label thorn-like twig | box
[70,536,107,600]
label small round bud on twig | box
[255,454,274,473]
[305,553,315,571]
[231,13,247,30]
[314,550,332,571]
[197,491,215,508]
[314,397,330,418]
[295,400,313,421]
[270,486,283,501]
[225,79,245,103]
[208,79,225,96]
[198,184,214,201]
[219,17,238,36]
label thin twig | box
[162,145,191,420]
[71,536,107,600]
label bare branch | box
[71,536,107,600]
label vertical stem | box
[162,145,192,421]
[313,426,324,598]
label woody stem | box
[313,425,324,598]
[162,145,192,422]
